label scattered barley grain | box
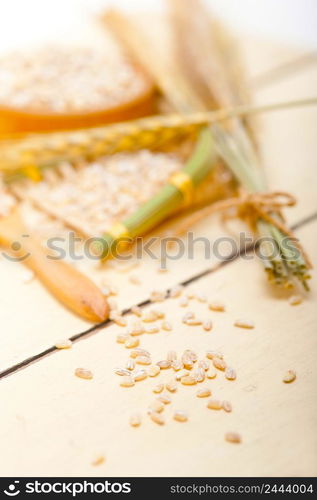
[148,365,161,377]
[225,432,241,444]
[207,399,222,410]
[234,319,255,329]
[75,368,93,380]
[181,375,197,385]
[129,413,141,427]
[55,339,72,349]
[283,370,296,383]
[125,337,140,349]
[120,376,135,387]
[225,368,237,380]
[196,388,211,398]
[150,412,165,425]
[173,410,188,422]
[222,400,232,413]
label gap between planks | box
[1,210,316,381]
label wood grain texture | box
[0,33,316,477]
[0,37,316,370]
[0,221,316,477]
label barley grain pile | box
[15,150,183,236]
[0,45,149,113]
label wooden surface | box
[0,36,316,477]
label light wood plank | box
[0,38,316,372]
[0,221,316,477]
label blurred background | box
[0,0,316,53]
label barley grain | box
[157,360,171,369]
[175,369,189,381]
[101,286,111,297]
[125,337,140,349]
[151,309,165,319]
[158,393,172,405]
[179,297,189,307]
[115,368,132,376]
[198,360,209,371]
[283,370,296,383]
[108,298,118,310]
[148,365,161,377]
[127,320,144,336]
[120,376,135,387]
[150,412,165,425]
[171,360,183,371]
[116,333,129,344]
[289,295,302,306]
[222,400,232,413]
[129,413,141,427]
[196,292,207,303]
[101,283,117,296]
[135,355,152,365]
[0,46,148,113]
[182,311,195,323]
[91,455,105,466]
[167,350,177,362]
[206,368,217,379]
[153,383,164,394]
[181,375,197,385]
[186,318,203,326]
[130,348,150,359]
[234,319,255,329]
[183,350,198,362]
[225,432,241,444]
[131,305,142,317]
[21,270,35,284]
[170,285,184,298]
[225,368,237,381]
[142,310,159,323]
[109,310,119,321]
[193,368,205,383]
[196,388,211,398]
[149,400,164,413]
[145,325,160,334]
[75,368,93,380]
[150,290,166,302]
[207,399,222,410]
[114,316,127,327]
[173,410,188,422]
[55,339,72,349]
[157,266,168,273]
[134,369,148,381]
[126,359,135,371]
[129,274,141,285]
[203,320,213,331]
[213,358,227,371]
[206,350,223,360]
[166,380,177,393]
[182,358,194,370]
[161,320,173,331]
[208,301,225,312]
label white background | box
[0,0,316,54]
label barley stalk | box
[167,0,311,289]
[0,99,315,180]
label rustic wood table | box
[0,35,316,477]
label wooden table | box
[0,36,316,477]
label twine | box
[172,190,312,268]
